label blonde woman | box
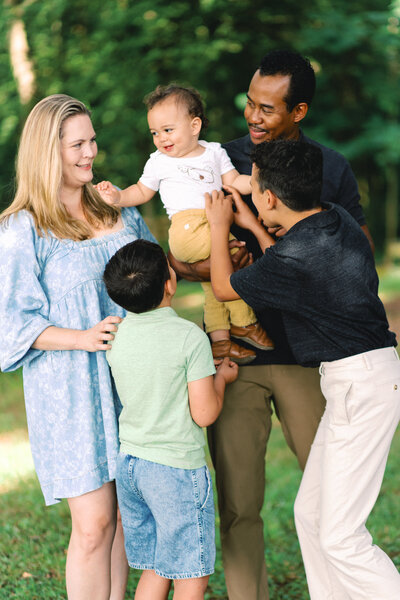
[0,94,156,599]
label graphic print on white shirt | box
[177,165,215,184]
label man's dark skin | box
[168,70,373,278]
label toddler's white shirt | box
[139,140,235,218]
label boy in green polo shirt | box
[103,239,237,600]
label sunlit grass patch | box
[0,428,34,493]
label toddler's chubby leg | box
[134,569,171,600]
[173,575,209,599]
[203,282,256,365]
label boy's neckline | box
[125,306,176,318]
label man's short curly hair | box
[258,50,316,111]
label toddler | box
[104,239,238,599]
[97,84,274,363]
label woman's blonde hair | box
[0,94,119,240]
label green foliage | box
[0,0,399,248]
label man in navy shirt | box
[169,50,374,600]
[205,139,400,600]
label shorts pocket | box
[191,466,212,510]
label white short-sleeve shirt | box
[139,140,235,218]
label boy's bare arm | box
[225,185,275,253]
[96,180,155,207]
[205,189,274,301]
[205,190,240,301]
[188,358,238,427]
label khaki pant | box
[295,348,400,599]
[169,209,256,332]
[207,363,326,600]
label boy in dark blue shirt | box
[205,140,400,599]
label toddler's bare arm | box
[95,180,155,207]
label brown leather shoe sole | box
[230,323,275,351]
[212,340,256,365]
[230,333,274,351]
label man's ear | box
[191,116,202,136]
[292,102,308,124]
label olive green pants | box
[207,363,326,600]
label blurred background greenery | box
[0,0,399,255]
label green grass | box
[1,371,399,599]
[1,276,400,599]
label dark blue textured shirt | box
[230,203,395,367]
[223,133,367,365]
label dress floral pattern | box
[0,207,156,505]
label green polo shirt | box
[107,306,216,469]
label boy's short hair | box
[144,84,209,131]
[251,140,323,212]
[103,240,170,313]
[258,50,316,111]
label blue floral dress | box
[0,207,156,505]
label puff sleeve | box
[121,206,157,243]
[0,212,53,372]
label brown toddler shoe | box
[230,322,274,351]
[212,339,256,365]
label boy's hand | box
[95,181,121,206]
[267,225,287,237]
[205,189,234,229]
[224,185,260,231]
[215,357,239,384]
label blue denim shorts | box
[116,453,215,579]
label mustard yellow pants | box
[169,209,256,333]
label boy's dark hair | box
[144,84,209,131]
[251,140,322,212]
[103,240,170,313]
[258,50,316,111]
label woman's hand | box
[32,316,123,352]
[78,316,123,351]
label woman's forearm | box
[32,326,84,351]
[32,316,122,352]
